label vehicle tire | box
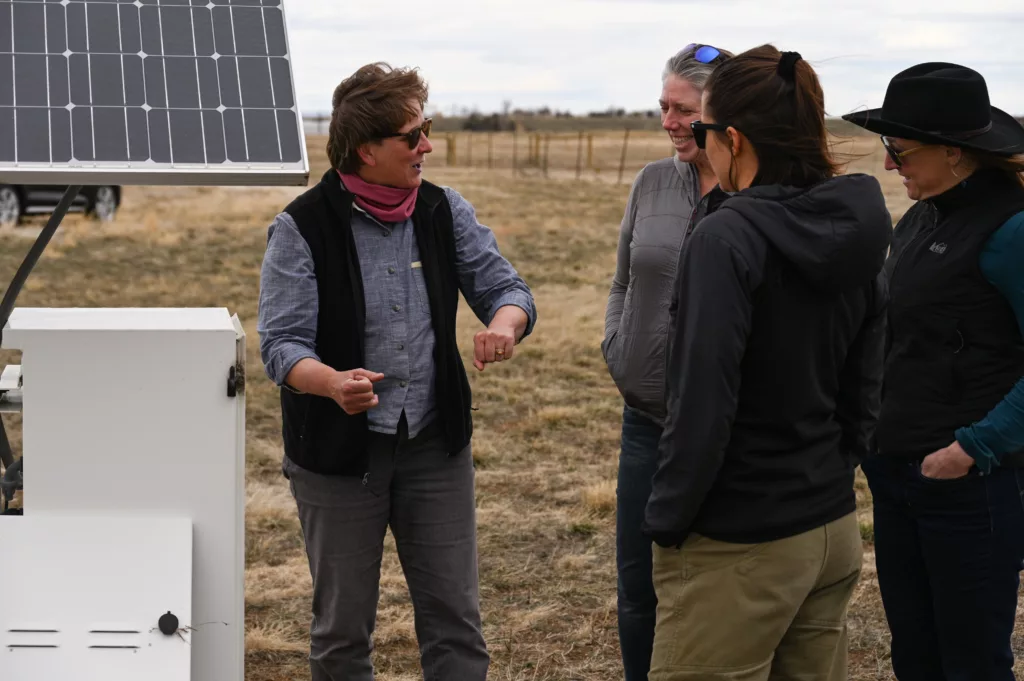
[0,186,22,228]
[88,186,118,222]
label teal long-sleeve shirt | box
[955,210,1024,472]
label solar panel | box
[0,0,308,186]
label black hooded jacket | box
[643,174,892,545]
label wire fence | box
[300,116,907,185]
[431,129,677,183]
[304,118,676,185]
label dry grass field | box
[0,130,1020,680]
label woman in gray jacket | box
[601,42,732,681]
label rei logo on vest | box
[929,242,948,255]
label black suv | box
[0,185,121,227]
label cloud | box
[280,0,1024,116]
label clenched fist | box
[327,368,385,415]
[473,325,517,371]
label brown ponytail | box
[704,44,838,188]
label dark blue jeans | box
[616,406,663,681]
[862,455,1024,681]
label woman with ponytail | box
[642,45,891,680]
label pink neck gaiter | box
[338,171,417,223]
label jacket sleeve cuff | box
[489,291,537,340]
[955,427,998,474]
[267,347,321,391]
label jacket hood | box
[721,174,892,291]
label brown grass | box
[0,132,1018,680]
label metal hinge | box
[226,362,246,398]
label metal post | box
[0,184,81,508]
[0,185,82,333]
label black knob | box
[158,612,179,636]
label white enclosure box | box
[0,308,246,681]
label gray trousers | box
[283,418,489,681]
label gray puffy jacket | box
[602,156,701,424]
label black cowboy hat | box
[843,62,1024,156]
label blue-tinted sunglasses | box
[684,43,724,64]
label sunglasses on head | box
[380,118,432,149]
[880,135,929,168]
[684,43,726,64]
[690,121,731,149]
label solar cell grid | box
[0,0,306,185]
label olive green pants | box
[650,512,862,681]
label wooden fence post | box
[467,133,473,167]
[617,129,631,184]
[542,134,550,177]
[446,134,457,166]
[512,128,518,175]
[488,133,494,169]
[575,130,584,180]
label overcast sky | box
[282,0,1024,118]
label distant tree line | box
[453,110,1024,133]
[454,106,661,131]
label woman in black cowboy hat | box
[844,63,1024,681]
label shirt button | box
[388,267,396,275]
[392,304,401,312]
[400,381,408,388]
[397,343,405,351]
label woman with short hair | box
[258,62,537,681]
[602,42,731,681]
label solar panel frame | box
[0,0,308,186]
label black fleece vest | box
[279,170,473,476]
[877,171,1024,465]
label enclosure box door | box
[0,516,194,681]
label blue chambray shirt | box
[257,186,537,438]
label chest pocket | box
[409,262,431,316]
[402,231,430,316]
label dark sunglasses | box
[690,121,730,149]
[380,118,432,149]
[684,43,726,64]
[880,135,928,168]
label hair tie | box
[777,51,802,82]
